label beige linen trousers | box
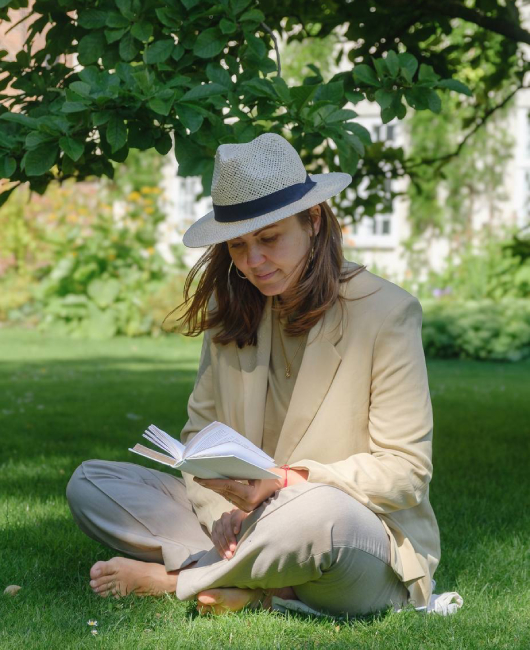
[67,261,440,614]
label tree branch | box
[261,22,281,76]
[425,0,530,45]
[405,81,527,175]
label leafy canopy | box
[1,0,498,212]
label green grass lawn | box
[1,328,529,650]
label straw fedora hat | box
[182,133,352,248]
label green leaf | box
[271,77,290,103]
[437,78,472,96]
[0,112,39,128]
[181,82,227,101]
[77,9,107,29]
[25,131,55,148]
[353,64,380,87]
[326,108,357,124]
[375,89,393,110]
[92,111,112,126]
[193,28,226,59]
[398,52,418,79]
[155,7,180,28]
[0,155,16,178]
[69,81,91,96]
[147,89,176,116]
[344,121,371,146]
[115,0,134,18]
[25,144,58,176]
[240,8,264,23]
[291,84,317,111]
[131,20,153,41]
[171,44,185,62]
[345,90,364,104]
[244,32,266,58]
[381,106,395,124]
[119,31,139,61]
[426,89,441,113]
[78,32,106,65]
[144,39,175,64]
[105,28,128,44]
[315,80,343,103]
[373,57,387,79]
[385,50,399,78]
[242,78,276,99]
[106,114,127,152]
[175,137,206,176]
[206,63,232,89]
[220,18,237,34]
[176,104,204,133]
[155,131,173,155]
[62,101,88,113]
[418,64,440,83]
[231,0,252,15]
[106,12,130,28]
[59,137,84,161]
[181,0,201,8]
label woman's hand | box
[193,467,308,513]
[211,508,250,559]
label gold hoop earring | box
[228,260,248,281]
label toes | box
[197,590,222,605]
[90,560,107,580]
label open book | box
[129,421,278,480]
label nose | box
[245,244,265,268]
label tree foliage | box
[2,0,526,216]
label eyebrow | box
[230,224,278,242]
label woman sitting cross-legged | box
[66,133,440,616]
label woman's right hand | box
[211,508,250,560]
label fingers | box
[212,512,237,559]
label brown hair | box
[164,202,366,347]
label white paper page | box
[185,421,273,464]
[143,424,185,461]
[178,456,279,480]
[190,442,274,469]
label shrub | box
[422,298,530,362]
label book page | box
[185,421,274,465]
[179,456,279,480]
[142,424,185,461]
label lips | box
[255,270,277,280]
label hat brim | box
[182,172,352,248]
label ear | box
[308,204,322,236]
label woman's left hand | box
[193,467,308,512]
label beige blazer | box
[181,261,441,608]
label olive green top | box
[262,305,308,458]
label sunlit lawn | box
[1,328,529,649]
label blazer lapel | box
[236,296,272,449]
[274,300,344,463]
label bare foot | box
[197,587,263,615]
[196,586,298,615]
[89,557,177,598]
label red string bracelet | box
[280,464,290,488]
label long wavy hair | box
[164,201,366,347]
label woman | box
[67,133,440,617]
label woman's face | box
[227,209,321,298]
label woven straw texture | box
[183,133,352,248]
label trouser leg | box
[66,460,212,571]
[177,482,408,616]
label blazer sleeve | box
[179,329,233,533]
[291,295,434,514]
